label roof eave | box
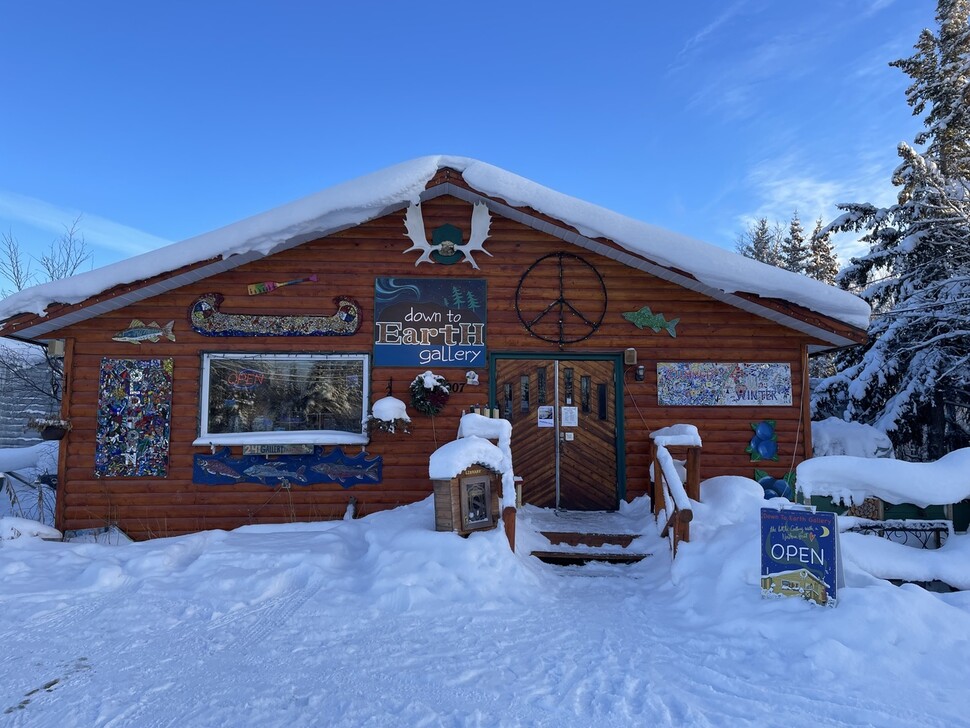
[1,177,866,347]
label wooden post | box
[686,446,701,502]
[502,506,516,552]
[800,343,815,465]
[651,442,665,517]
[54,337,74,532]
[672,509,693,555]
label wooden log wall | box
[46,194,824,539]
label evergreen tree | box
[779,211,810,274]
[814,0,970,457]
[805,217,840,284]
[735,217,782,266]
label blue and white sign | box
[761,507,842,607]
[374,278,486,367]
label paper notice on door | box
[560,406,578,427]
[537,405,554,428]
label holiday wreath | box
[409,371,450,416]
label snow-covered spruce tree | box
[805,217,843,380]
[735,217,782,266]
[779,211,810,274]
[815,0,970,458]
[806,217,840,285]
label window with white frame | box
[196,353,369,445]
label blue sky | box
[0,1,936,278]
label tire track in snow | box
[0,581,137,649]
[104,574,327,728]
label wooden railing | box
[650,442,701,556]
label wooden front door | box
[494,357,619,510]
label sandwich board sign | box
[761,506,843,607]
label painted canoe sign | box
[374,277,486,367]
[657,362,792,406]
[760,507,842,608]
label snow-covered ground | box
[2,477,969,727]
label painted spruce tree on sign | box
[815,0,970,457]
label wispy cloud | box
[863,0,898,17]
[668,1,749,75]
[0,190,171,258]
[740,151,900,263]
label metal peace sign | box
[515,252,608,348]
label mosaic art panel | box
[96,358,173,477]
[657,362,792,407]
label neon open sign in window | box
[226,369,266,390]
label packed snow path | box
[2,492,968,727]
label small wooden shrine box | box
[432,464,501,535]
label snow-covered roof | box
[0,156,870,335]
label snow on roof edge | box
[0,155,870,330]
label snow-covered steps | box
[540,531,637,548]
[531,531,648,566]
[531,550,649,566]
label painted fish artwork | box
[112,320,176,344]
[622,307,679,338]
[195,457,243,480]
[311,459,380,483]
[243,462,308,484]
[189,293,361,337]
[193,447,382,488]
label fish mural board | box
[194,447,382,488]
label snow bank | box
[0,156,869,330]
[1,481,969,726]
[812,417,894,458]
[797,448,970,507]
[0,516,61,540]
[841,529,970,590]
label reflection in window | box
[201,353,367,440]
[504,383,514,420]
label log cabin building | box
[0,157,869,540]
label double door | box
[494,357,619,510]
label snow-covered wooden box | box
[432,464,501,535]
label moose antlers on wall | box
[403,202,492,269]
